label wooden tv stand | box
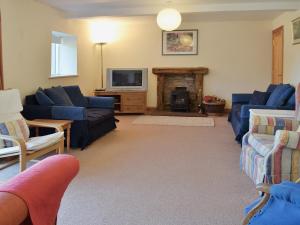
[94,90,147,114]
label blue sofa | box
[22,85,116,149]
[228,84,295,143]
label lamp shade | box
[156,8,182,31]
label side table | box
[202,101,226,116]
[33,119,73,152]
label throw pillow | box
[63,86,88,107]
[266,84,294,107]
[44,86,73,106]
[266,84,279,93]
[249,91,270,105]
[35,88,55,106]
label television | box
[106,68,148,91]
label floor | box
[0,116,257,225]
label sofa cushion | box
[35,88,54,106]
[63,86,88,107]
[87,108,114,127]
[266,84,294,107]
[266,84,279,93]
[287,93,295,106]
[249,91,270,105]
[248,133,274,157]
[44,86,73,106]
[232,104,242,120]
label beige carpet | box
[133,115,215,127]
[0,116,256,225]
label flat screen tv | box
[106,68,148,91]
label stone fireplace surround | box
[152,67,209,112]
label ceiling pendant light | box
[157,8,182,31]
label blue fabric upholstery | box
[52,106,87,120]
[35,89,54,106]
[63,86,88,107]
[228,84,295,143]
[249,91,271,105]
[22,86,116,149]
[245,182,300,225]
[232,93,252,104]
[266,84,279,93]
[240,105,277,118]
[87,96,115,109]
[286,93,296,108]
[266,84,294,107]
[44,86,73,106]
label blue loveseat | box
[22,85,116,149]
[228,84,295,143]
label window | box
[51,31,77,78]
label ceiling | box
[38,0,300,19]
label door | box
[272,26,284,84]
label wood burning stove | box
[170,87,190,112]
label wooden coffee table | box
[33,119,73,152]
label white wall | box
[0,0,274,108]
[103,18,273,107]
[273,10,300,86]
[0,0,99,98]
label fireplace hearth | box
[152,67,209,112]
[170,87,190,112]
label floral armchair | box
[241,83,300,185]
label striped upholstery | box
[250,115,298,135]
[241,133,266,185]
[241,95,300,184]
[248,133,274,157]
[0,118,30,148]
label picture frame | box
[162,29,198,55]
[292,17,300,45]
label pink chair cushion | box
[0,155,79,225]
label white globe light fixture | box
[157,8,182,31]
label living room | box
[0,0,300,224]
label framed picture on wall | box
[292,17,300,45]
[162,29,198,55]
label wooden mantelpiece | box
[152,67,209,75]
[152,67,209,111]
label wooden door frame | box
[0,11,3,90]
[272,26,284,84]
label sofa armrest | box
[240,105,277,119]
[274,130,300,149]
[86,96,114,109]
[22,105,52,120]
[249,109,298,135]
[52,106,86,120]
[232,93,252,104]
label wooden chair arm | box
[26,120,63,132]
[256,183,271,194]
[0,134,27,156]
[242,183,272,225]
[242,193,270,225]
[0,135,26,149]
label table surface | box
[202,101,225,105]
[33,119,72,126]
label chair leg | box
[19,154,26,172]
[58,140,64,154]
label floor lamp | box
[96,42,106,91]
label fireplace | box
[152,67,209,112]
[170,87,190,112]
